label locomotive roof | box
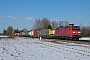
[56,26,80,29]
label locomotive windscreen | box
[72,26,80,30]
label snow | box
[0,37,90,60]
[0,35,9,38]
[79,37,90,41]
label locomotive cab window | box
[72,26,80,30]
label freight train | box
[39,24,81,40]
[54,24,81,40]
[14,24,81,40]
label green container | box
[44,29,50,36]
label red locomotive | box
[54,24,81,40]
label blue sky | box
[0,0,90,33]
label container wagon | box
[29,30,38,38]
[39,28,55,38]
[34,30,38,38]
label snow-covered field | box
[0,35,9,38]
[79,37,90,41]
[0,37,90,60]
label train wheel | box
[65,37,69,40]
[69,38,73,40]
[76,38,79,40]
[67,37,69,40]
[59,37,61,40]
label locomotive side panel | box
[55,27,69,37]
[54,25,81,40]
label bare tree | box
[86,26,90,37]
[80,26,90,37]
[59,21,69,27]
[3,29,7,35]
[34,18,42,30]
[81,26,86,37]
[52,21,58,28]
[7,26,13,36]
[34,17,51,30]
[41,17,50,29]
[62,21,69,26]
[79,23,82,28]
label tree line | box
[3,26,13,36]
[81,26,90,37]
[2,17,90,37]
[34,17,69,30]
[33,17,58,30]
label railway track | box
[41,38,90,45]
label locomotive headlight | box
[78,32,81,33]
[73,32,75,33]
